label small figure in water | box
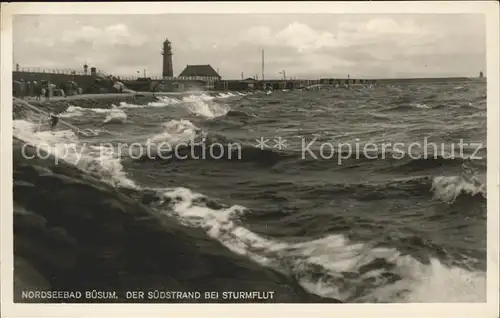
[152,83,157,98]
[49,113,59,130]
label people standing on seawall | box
[27,81,33,98]
[45,86,50,101]
[34,82,42,100]
[19,79,25,99]
[31,81,36,98]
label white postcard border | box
[1,2,498,318]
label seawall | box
[13,71,101,94]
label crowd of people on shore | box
[13,79,51,100]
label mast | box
[261,49,265,81]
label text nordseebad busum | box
[20,290,276,301]
[21,290,118,300]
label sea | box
[12,82,487,303]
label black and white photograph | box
[1,2,499,318]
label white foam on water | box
[58,106,86,118]
[11,91,239,186]
[181,95,230,118]
[217,92,233,98]
[13,119,136,189]
[154,186,486,303]
[146,119,202,146]
[200,93,217,101]
[58,104,127,124]
[103,108,127,124]
[118,102,143,109]
[151,96,182,106]
[399,258,486,302]
[431,175,486,203]
[118,97,181,109]
[115,92,241,111]
[59,105,118,118]
[410,103,429,109]
[89,105,120,113]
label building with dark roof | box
[178,64,221,81]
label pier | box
[13,36,480,95]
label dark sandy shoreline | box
[13,138,340,303]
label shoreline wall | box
[13,71,98,92]
[14,70,480,95]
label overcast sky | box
[13,14,485,79]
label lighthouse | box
[162,39,173,77]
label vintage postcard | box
[1,2,498,318]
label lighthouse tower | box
[162,39,173,77]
